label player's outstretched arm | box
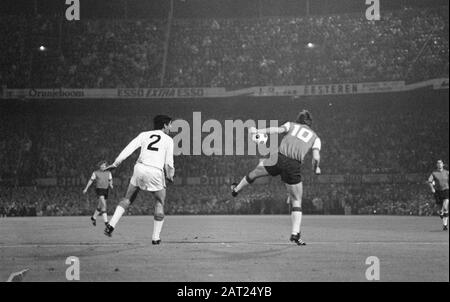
[249,126,288,135]
[83,173,95,194]
[110,133,144,168]
[105,164,116,171]
[82,180,93,194]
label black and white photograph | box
[0,0,448,286]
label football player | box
[83,160,113,226]
[428,160,449,231]
[231,110,321,245]
[104,115,175,244]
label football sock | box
[93,209,100,219]
[235,175,254,192]
[443,213,449,226]
[152,220,164,241]
[102,212,108,223]
[234,178,248,192]
[291,207,302,235]
[109,206,125,228]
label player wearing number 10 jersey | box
[231,110,321,246]
[104,115,175,244]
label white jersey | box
[113,130,174,171]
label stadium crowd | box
[0,89,448,217]
[0,6,448,88]
[167,7,448,87]
[1,89,447,180]
[0,182,438,217]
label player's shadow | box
[207,245,295,261]
[164,240,297,261]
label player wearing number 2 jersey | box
[104,115,174,244]
[231,110,321,246]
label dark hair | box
[296,110,313,127]
[98,160,107,167]
[154,115,172,130]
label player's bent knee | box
[245,173,255,184]
[119,199,131,209]
[154,213,164,221]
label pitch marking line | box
[0,241,448,248]
[0,243,144,248]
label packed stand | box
[0,7,448,88]
[0,89,448,217]
[0,182,437,217]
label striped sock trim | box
[154,214,165,221]
[292,207,302,212]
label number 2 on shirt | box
[147,135,161,151]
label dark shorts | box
[263,153,302,185]
[434,189,449,206]
[95,188,109,199]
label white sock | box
[235,177,249,192]
[444,216,448,227]
[109,206,125,228]
[291,211,302,235]
[152,220,164,241]
[102,212,108,223]
[92,210,100,219]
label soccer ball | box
[251,133,268,145]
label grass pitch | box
[0,215,448,282]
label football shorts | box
[95,188,109,199]
[130,163,166,192]
[434,189,449,206]
[262,152,302,185]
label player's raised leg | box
[151,189,166,244]
[104,183,140,237]
[286,182,306,246]
[231,160,272,197]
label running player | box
[83,160,113,226]
[427,160,449,231]
[231,110,321,245]
[104,115,174,245]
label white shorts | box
[130,163,166,192]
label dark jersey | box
[278,122,321,163]
[428,169,449,191]
[91,170,112,189]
